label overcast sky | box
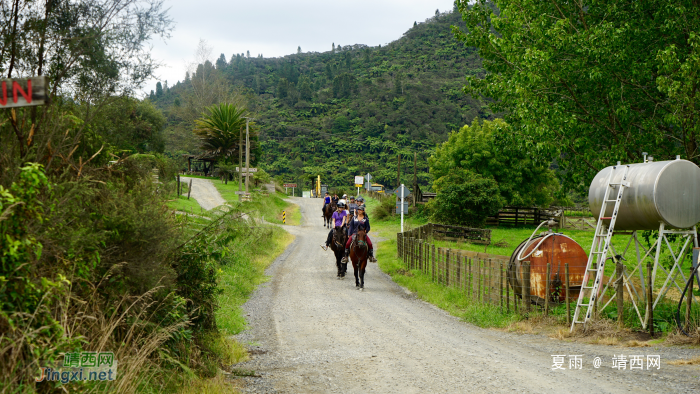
[144,0,457,95]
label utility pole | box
[397,153,401,189]
[238,123,243,202]
[413,152,417,207]
[245,118,250,194]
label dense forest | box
[152,8,489,191]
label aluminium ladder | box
[570,165,630,332]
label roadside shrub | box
[428,175,503,226]
[372,194,396,220]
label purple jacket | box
[332,210,347,227]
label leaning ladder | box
[570,165,630,332]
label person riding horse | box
[342,205,377,263]
[321,202,348,251]
[356,196,368,219]
[322,192,331,217]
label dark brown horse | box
[330,226,348,278]
[323,201,336,228]
[350,227,369,290]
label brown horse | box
[350,227,369,290]
[323,201,336,228]
[330,226,348,278]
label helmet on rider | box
[337,202,346,208]
[357,197,364,203]
[349,196,356,201]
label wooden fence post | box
[187,179,193,199]
[565,263,571,325]
[647,262,654,336]
[545,263,551,316]
[686,265,694,332]
[418,240,423,272]
[457,254,462,291]
[177,174,181,195]
[500,260,504,313]
[616,261,624,328]
[432,244,436,282]
[446,249,451,286]
[488,259,493,305]
[468,257,473,300]
[506,261,510,313]
[477,258,482,302]
[523,261,531,313]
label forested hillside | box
[153,8,488,191]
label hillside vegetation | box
[153,8,489,191]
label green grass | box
[168,194,206,213]
[376,238,519,328]
[365,196,698,334]
[216,226,294,335]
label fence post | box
[468,257,473,300]
[477,259,482,303]
[616,261,624,328]
[565,263,571,325]
[457,254,462,291]
[432,244,436,283]
[686,265,694,332]
[647,262,654,337]
[500,260,504,313]
[523,261,531,313]
[506,261,510,313]
[488,259,493,304]
[418,240,423,272]
[446,249,451,286]
[545,263,551,316]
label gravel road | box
[180,176,227,210]
[234,197,699,393]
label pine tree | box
[216,53,227,69]
[246,50,250,58]
[332,43,335,53]
[414,21,417,27]
[149,90,155,100]
[155,82,163,98]
[277,78,289,98]
[297,46,302,54]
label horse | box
[330,226,348,278]
[323,201,336,228]
[350,227,369,290]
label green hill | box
[154,9,489,192]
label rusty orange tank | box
[507,233,588,304]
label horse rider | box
[321,202,348,251]
[342,205,377,263]
[356,196,368,219]
[331,193,339,205]
[322,192,331,217]
[339,194,348,206]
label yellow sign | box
[355,184,363,188]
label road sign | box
[354,176,364,185]
[355,184,363,188]
[0,77,47,109]
[396,202,409,214]
[395,184,411,198]
[283,183,297,188]
[365,173,372,181]
[235,167,258,172]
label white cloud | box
[143,0,456,95]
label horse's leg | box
[360,260,367,289]
[336,253,342,278]
[353,261,359,287]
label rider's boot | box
[341,249,349,263]
[369,248,377,263]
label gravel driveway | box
[180,176,227,210]
[234,197,699,393]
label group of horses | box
[323,202,369,290]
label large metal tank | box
[589,159,700,230]
[507,234,588,304]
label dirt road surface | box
[234,197,699,393]
[180,176,227,210]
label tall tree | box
[193,103,248,159]
[155,82,163,97]
[455,0,700,191]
